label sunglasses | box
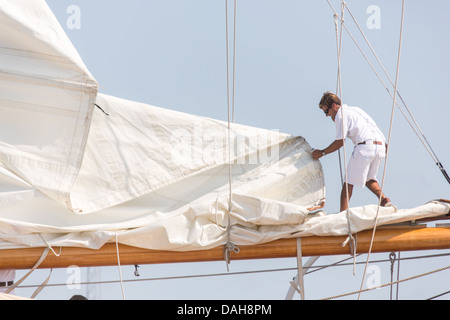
[324,106,331,115]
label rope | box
[357,0,406,300]
[6,234,62,298]
[12,251,450,299]
[30,269,53,299]
[223,0,239,271]
[232,0,237,123]
[343,2,449,184]
[427,289,450,300]
[39,233,61,257]
[321,264,450,300]
[329,0,357,273]
[115,232,126,300]
[5,247,49,295]
[328,1,449,185]
[333,12,344,186]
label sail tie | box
[6,234,61,298]
[115,232,126,300]
[223,241,240,272]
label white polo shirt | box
[335,104,386,147]
[334,105,386,187]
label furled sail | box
[0,91,325,250]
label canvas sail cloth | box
[0,91,326,250]
[0,0,328,251]
[0,92,447,251]
[0,1,448,253]
[0,0,97,211]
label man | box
[312,91,392,211]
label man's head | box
[319,91,341,120]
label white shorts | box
[345,146,384,188]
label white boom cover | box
[0,1,448,253]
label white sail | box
[0,0,97,211]
[0,1,447,255]
[0,91,327,250]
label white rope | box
[39,233,61,257]
[333,12,344,186]
[115,232,126,300]
[30,269,53,299]
[357,0,406,300]
[223,0,239,271]
[286,256,320,300]
[5,247,50,295]
[329,0,357,274]
[328,1,450,187]
[5,234,62,298]
[232,0,237,123]
[345,1,437,162]
[296,238,305,300]
[341,1,449,184]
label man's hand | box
[311,140,344,160]
[312,149,324,160]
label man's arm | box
[312,139,344,160]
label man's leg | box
[340,183,353,211]
[365,179,391,206]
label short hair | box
[70,294,88,300]
[319,91,341,109]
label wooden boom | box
[1,226,450,270]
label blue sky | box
[12,0,450,300]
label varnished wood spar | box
[1,227,450,270]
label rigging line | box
[5,247,50,295]
[333,9,344,187]
[358,0,406,300]
[328,1,448,184]
[15,251,450,290]
[15,267,303,289]
[344,2,437,158]
[427,289,450,300]
[225,0,231,247]
[232,0,237,123]
[5,235,60,297]
[329,0,356,273]
[329,8,439,178]
[334,4,344,100]
[326,3,433,160]
[322,264,450,300]
[343,2,450,184]
[223,0,239,271]
[396,251,401,300]
[306,251,450,275]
